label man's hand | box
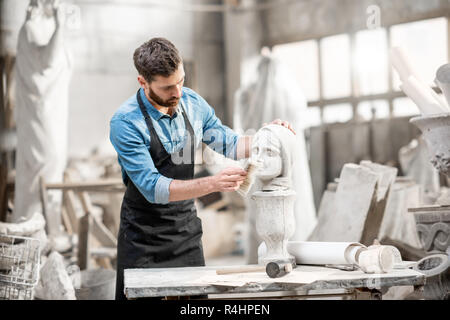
[212,167,247,192]
[168,167,247,202]
[263,119,296,135]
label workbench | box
[124,264,426,300]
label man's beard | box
[148,87,180,108]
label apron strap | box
[136,89,167,155]
[179,100,196,163]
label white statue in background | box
[251,124,297,266]
[12,0,72,225]
[234,52,317,263]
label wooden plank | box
[308,126,327,210]
[78,191,117,247]
[4,55,15,129]
[91,247,117,259]
[95,257,113,269]
[39,176,50,234]
[359,161,398,246]
[0,56,4,117]
[63,190,80,233]
[309,163,379,242]
[78,212,92,270]
[46,179,125,191]
[378,182,423,252]
[61,206,73,235]
[92,218,117,247]
[0,153,8,222]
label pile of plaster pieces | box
[0,212,78,300]
[258,239,404,274]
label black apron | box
[115,90,205,300]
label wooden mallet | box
[216,261,293,278]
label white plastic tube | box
[400,76,446,115]
[390,47,419,82]
[390,47,449,113]
[258,241,367,265]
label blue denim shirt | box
[110,87,240,204]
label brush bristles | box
[237,162,260,197]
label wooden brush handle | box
[216,265,266,275]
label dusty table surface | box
[124,264,426,299]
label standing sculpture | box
[234,53,317,263]
[408,63,450,300]
[251,124,297,266]
[12,0,72,224]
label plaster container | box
[410,113,450,176]
[358,246,395,274]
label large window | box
[320,34,352,99]
[272,17,449,126]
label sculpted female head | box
[251,124,297,188]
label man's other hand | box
[263,119,296,135]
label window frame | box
[271,16,449,125]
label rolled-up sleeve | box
[110,118,172,204]
[199,96,241,160]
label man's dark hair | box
[133,37,182,82]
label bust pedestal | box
[252,189,296,266]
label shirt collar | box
[139,88,181,120]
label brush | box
[237,159,262,197]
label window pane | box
[321,34,352,99]
[355,28,389,95]
[357,100,389,120]
[323,103,353,123]
[391,17,448,90]
[304,106,322,127]
[272,40,320,102]
[393,97,421,117]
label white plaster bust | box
[251,124,297,191]
[251,124,298,265]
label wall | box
[253,0,449,207]
[221,0,449,128]
[1,0,226,158]
[262,0,449,46]
[308,116,423,209]
[223,0,265,125]
[3,0,449,171]
[70,0,226,158]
